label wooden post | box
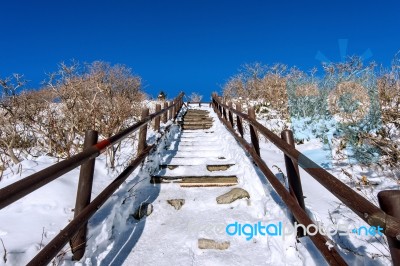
[248,107,260,157]
[168,101,173,120]
[176,100,181,115]
[172,101,176,118]
[154,104,161,131]
[137,108,149,155]
[378,191,400,266]
[236,104,244,138]
[222,103,227,121]
[162,102,168,123]
[228,102,234,128]
[70,130,98,260]
[281,129,306,237]
[174,101,177,117]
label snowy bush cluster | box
[0,61,146,174]
[223,55,400,170]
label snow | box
[0,103,396,265]
[110,105,304,266]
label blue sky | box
[0,0,399,99]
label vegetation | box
[0,61,145,170]
[222,55,400,169]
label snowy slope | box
[0,104,395,265]
[115,106,308,266]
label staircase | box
[180,109,213,130]
[151,106,239,187]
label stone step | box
[183,121,213,124]
[182,125,213,130]
[184,113,210,117]
[186,113,209,116]
[207,164,234,171]
[183,117,213,121]
[186,109,209,112]
[182,121,213,126]
[183,117,211,121]
[182,123,213,126]
[150,175,238,187]
[183,119,213,123]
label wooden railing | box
[1,91,399,265]
[0,93,184,265]
[212,93,400,266]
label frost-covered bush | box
[222,55,400,169]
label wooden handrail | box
[212,93,400,265]
[0,92,184,265]
[212,94,400,239]
[0,93,184,210]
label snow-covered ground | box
[0,104,397,265]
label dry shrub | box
[223,63,289,118]
[0,61,145,168]
[259,74,288,114]
[327,81,371,124]
[295,83,319,97]
[45,61,145,163]
[189,92,203,102]
[371,55,400,168]
[222,56,400,169]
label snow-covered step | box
[182,122,213,127]
[182,125,213,130]
[161,150,223,158]
[178,141,219,146]
[155,107,237,187]
[157,164,237,176]
[180,130,214,134]
[168,145,222,152]
[151,175,238,187]
[183,117,213,122]
[161,157,234,166]
[120,105,318,265]
[161,164,235,171]
[181,109,214,130]
[184,111,211,114]
[179,135,217,139]
[183,120,213,124]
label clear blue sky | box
[0,0,399,99]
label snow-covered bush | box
[223,63,289,119]
[189,92,203,102]
[222,55,400,170]
[0,61,146,169]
